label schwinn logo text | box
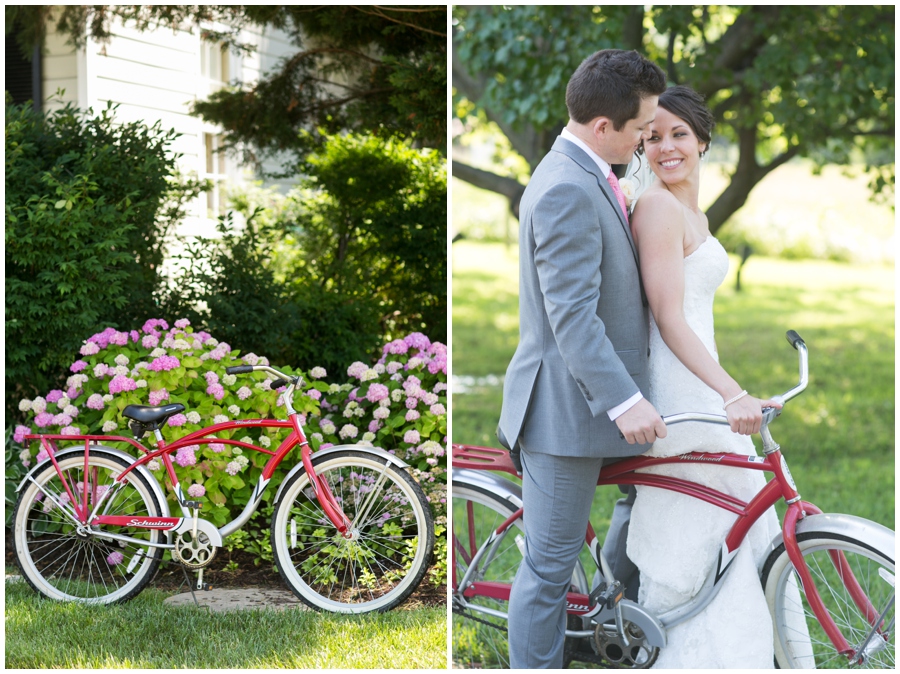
[566,602,590,611]
[128,519,174,528]
[679,454,723,463]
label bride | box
[625,85,783,668]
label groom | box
[497,49,668,668]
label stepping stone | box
[163,587,311,612]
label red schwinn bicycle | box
[13,363,434,613]
[452,331,894,668]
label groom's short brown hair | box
[566,50,667,130]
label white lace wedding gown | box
[626,236,779,668]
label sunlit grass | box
[4,577,446,669]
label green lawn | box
[451,239,894,535]
[5,577,447,669]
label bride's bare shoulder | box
[632,186,684,238]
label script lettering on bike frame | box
[235,419,266,425]
[678,454,724,463]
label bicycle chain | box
[452,605,508,633]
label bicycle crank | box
[173,530,217,569]
[592,620,659,668]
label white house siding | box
[39,15,296,237]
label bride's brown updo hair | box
[656,85,715,157]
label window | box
[203,133,228,218]
[200,40,229,93]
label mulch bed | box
[6,528,446,609]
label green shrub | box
[10,318,447,580]
[5,96,204,419]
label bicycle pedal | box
[589,580,624,610]
[182,500,202,509]
[201,583,213,591]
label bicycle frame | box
[23,409,353,548]
[453,434,882,659]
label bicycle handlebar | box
[660,330,809,428]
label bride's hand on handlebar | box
[725,395,782,435]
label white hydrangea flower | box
[114,365,129,376]
[213,415,228,425]
[102,420,118,432]
[258,356,269,366]
[232,448,242,455]
[234,454,249,468]
[192,339,202,349]
[114,354,129,366]
[173,339,190,350]
[147,459,161,471]
[64,405,78,417]
[360,369,378,381]
[407,357,424,370]
[391,389,403,403]
[339,424,358,439]
[228,404,240,416]
[311,432,323,443]
[162,337,176,349]
[58,395,70,408]
[340,384,353,392]
[362,432,376,442]
[310,367,327,379]
[205,338,219,347]
[150,348,167,358]
[186,411,201,424]
[199,352,210,361]
[240,436,253,444]
[223,374,237,386]
[136,379,148,388]
[102,394,114,403]
[329,384,341,394]
[354,408,366,418]
[19,399,32,412]
[321,422,336,435]
[259,436,271,448]
[32,397,47,414]
[374,363,386,374]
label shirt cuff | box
[607,392,644,421]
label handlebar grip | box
[225,365,254,375]
[785,330,805,349]
[271,378,289,390]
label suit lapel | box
[551,137,647,306]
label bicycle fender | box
[452,467,523,509]
[762,512,896,572]
[273,444,410,505]
[16,444,171,519]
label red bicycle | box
[13,363,434,613]
[452,331,894,667]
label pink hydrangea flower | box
[225,461,241,476]
[46,390,64,404]
[405,397,418,410]
[404,332,431,351]
[34,412,55,428]
[207,383,225,400]
[108,375,137,394]
[80,342,100,356]
[109,331,129,346]
[35,448,50,463]
[368,420,382,433]
[142,334,159,349]
[130,329,140,343]
[14,425,30,444]
[383,339,409,355]
[174,445,197,467]
[347,362,368,379]
[210,443,226,453]
[70,360,87,373]
[242,353,259,365]
[93,363,109,378]
[175,318,191,328]
[403,430,421,444]
[53,413,73,426]
[406,410,420,422]
[149,355,180,371]
[187,483,205,498]
[305,389,322,401]
[167,413,187,427]
[204,371,219,385]
[366,383,389,403]
[142,318,169,335]
[236,386,252,400]
[107,551,124,566]
[310,367,326,379]
[428,355,448,375]
[148,388,169,405]
[430,403,446,416]
[61,425,81,435]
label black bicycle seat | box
[123,403,186,425]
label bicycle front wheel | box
[271,450,434,613]
[12,449,164,604]
[452,480,525,669]
[762,529,895,669]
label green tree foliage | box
[4,98,203,417]
[453,5,894,231]
[6,4,447,167]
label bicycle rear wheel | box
[13,450,164,604]
[762,530,895,669]
[452,480,525,669]
[271,450,434,613]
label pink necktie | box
[606,171,629,224]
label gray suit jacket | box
[499,137,651,458]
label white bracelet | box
[723,390,748,408]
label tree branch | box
[452,160,525,217]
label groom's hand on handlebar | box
[615,399,667,445]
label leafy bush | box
[10,318,447,580]
[5,96,204,419]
